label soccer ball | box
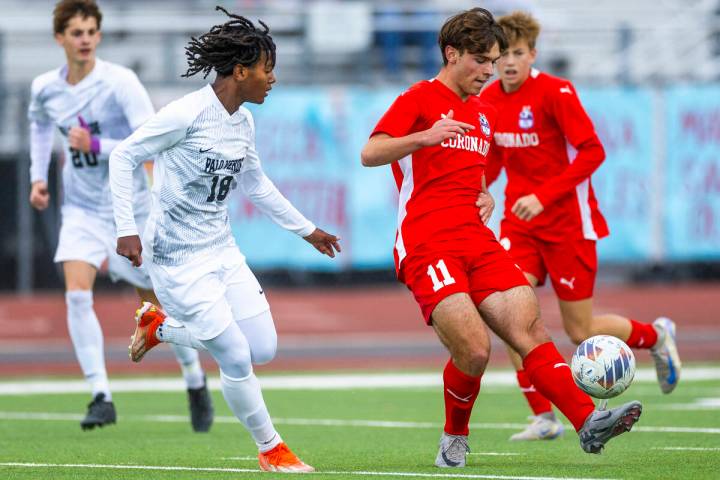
[571,335,636,399]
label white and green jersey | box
[110,85,315,266]
[28,58,153,221]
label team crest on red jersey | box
[519,105,534,130]
[478,113,491,137]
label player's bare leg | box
[431,293,490,467]
[64,261,116,430]
[480,285,641,453]
[558,299,631,344]
[501,273,563,440]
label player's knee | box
[65,290,93,315]
[250,334,277,365]
[222,350,253,379]
[457,346,490,376]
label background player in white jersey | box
[110,7,341,473]
[28,0,213,432]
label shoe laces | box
[263,443,301,466]
[444,435,470,457]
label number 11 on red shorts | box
[427,259,456,292]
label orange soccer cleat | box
[258,442,315,473]
[128,302,165,362]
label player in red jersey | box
[479,11,680,441]
[362,8,642,467]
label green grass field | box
[0,368,718,479]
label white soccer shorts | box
[54,206,153,289]
[144,244,270,341]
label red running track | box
[0,282,717,376]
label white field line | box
[651,447,720,451]
[0,462,619,480]
[0,411,718,435]
[653,398,720,410]
[0,366,719,396]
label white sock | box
[220,370,282,452]
[171,344,205,389]
[66,290,111,401]
[157,323,207,351]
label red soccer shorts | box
[498,222,597,301]
[400,238,529,324]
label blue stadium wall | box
[229,85,720,270]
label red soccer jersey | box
[371,79,497,276]
[480,69,609,242]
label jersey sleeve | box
[27,77,51,125]
[239,111,316,237]
[28,77,54,183]
[115,70,155,131]
[110,99,191,237]
[100,70,156,156]
[533,81,605,206]
[371,90,421,138]
[29,121,55,184]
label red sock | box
[443,358,481,436]
[625,319,658,349]
[523,342,595,431]
[516,370,553,415]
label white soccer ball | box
[571,335,636,399]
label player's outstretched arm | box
[303,228,341,258]
[361,110,474,167]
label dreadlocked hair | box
[182,6,276,79]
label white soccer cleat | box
[434,432,470,468]
[650,317,681,394]
[510,415,565,441]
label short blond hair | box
[497,11,540,50]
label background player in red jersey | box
[479,11,681,441]
[362,8,642,468]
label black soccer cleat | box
[188,379,214,433]
[579,400,642,454]
[80,393,117,430]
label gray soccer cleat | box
[80,393,117,430]
[510,415,565,441]
[434,432,470,468]
[578,401,642,454]
[188,378,214,433]
[650,317,681,394]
